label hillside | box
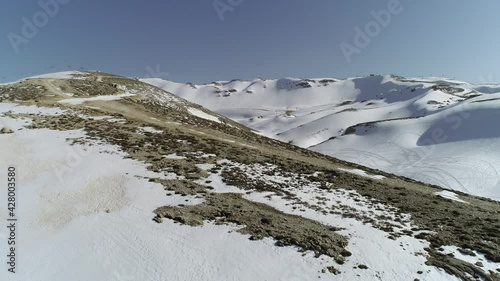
[1,71,499,281]
[143,75,500,200]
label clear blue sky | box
[1,0,499,83]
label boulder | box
[0,127,13,134]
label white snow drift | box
[144,75,500,200]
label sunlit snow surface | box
[338,168,385,180]
[435,191,468,203]
[0,101,461,280]
[144,75,500,200]
[187,107,222,123]
[0,106,341,281]
[58,93,136,105]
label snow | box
[138,126,163,134]
[163,153,187,160]
[187,107,221,123]
[163,152,216,160]
[0,103,66,116]
[144,75,500,201]
[338,168,385,180]
[435,191,468,203]
[195,162,248,194]
[0,108,353,281]
[192,160,459,281]
[59,93,136,105]
[26,71,88,80]
[2,76,487,280]
[440,246,500,274]
[2,73,495,280]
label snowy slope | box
[2,72,499,281]
[0,104,458,281]
[0,105,341,281]
[144,75,500,200]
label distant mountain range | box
[144,74,500,200]
[1,71,499,281]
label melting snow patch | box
[163,152,216,160]
[195,161,247,194]
[190,151,216,158]
[105,118,127,124]
[435,191,468,203]
[196,172,246,194]
[338,168,385,180]
[2,121,324,281]
[434,190,469,203]
[440,246,500,273]
[78,115,127,124]
[138,126,163,134]
[0,103,66,116]
[163,153,187,160]
[240,143,258,149]
[27,71,88,80]
[219,138,235,143]
[187,107,221,123]
[183,157,463,279]
[241,182,459,281]
[196,163,215,170]
[59,93,136,105]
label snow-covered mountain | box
[143,75,500,200]
[1,71,500,281]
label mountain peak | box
[2,72,500,281]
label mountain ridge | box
[143,74,500,200]
[1,71,500,281]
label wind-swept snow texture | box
[0,103,460,281]
[144,75,500,200]
[2,72,499,281]
[0,105,338,281]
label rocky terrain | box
[0,71,499,281]
[143,75,500,200]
